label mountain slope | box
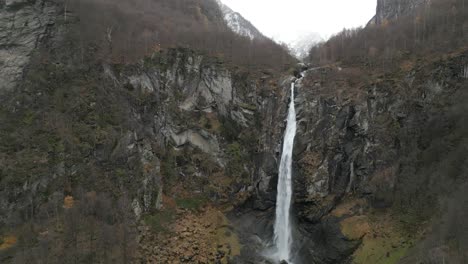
[0,0,291,262]
[288,32,323,59]
[300,0,468,262]
[68,0,293,69]
[369,0,429,25]
[216,0,266,40]
[217,1,323,60]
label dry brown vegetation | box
[138,206,241,263]
[68,0,294,69]
[308,0,468,71]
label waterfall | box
[273,81,297,263]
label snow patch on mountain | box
[216,1,322,59]
[288,32,323,60]
[216,0,265,40]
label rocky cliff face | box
[0,1,290,259]
[369,0,428,25]
[289,52,468,263]
[0,45,282,217]
[0,0,56,90]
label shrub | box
[220,117,240,141]
[175,196,207,211]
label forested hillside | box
[69,0,294,69]
[308,0,467,70]
[0,0,294,262]
[292,0,468,262]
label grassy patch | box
[143,210,176,233]
[353,234,413,264]
[225,142,248,179]
[340,216,371,240]
[331,198,366,218]
[209,209,241,257]
[347,213,415,264]
[215,226,241,257]
[176,196,207,210]
[238,103,257,112]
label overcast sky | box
[220,0,377,43]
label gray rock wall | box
[287,54,468,262]
[369,0,429,25]
[0,0,56,90]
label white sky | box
[220,0,377,43]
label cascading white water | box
[273,81,297,263]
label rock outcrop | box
[0,0,56,90]
[289,52,468,262]
[369,0,429,25]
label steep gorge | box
[0,0,467,263]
